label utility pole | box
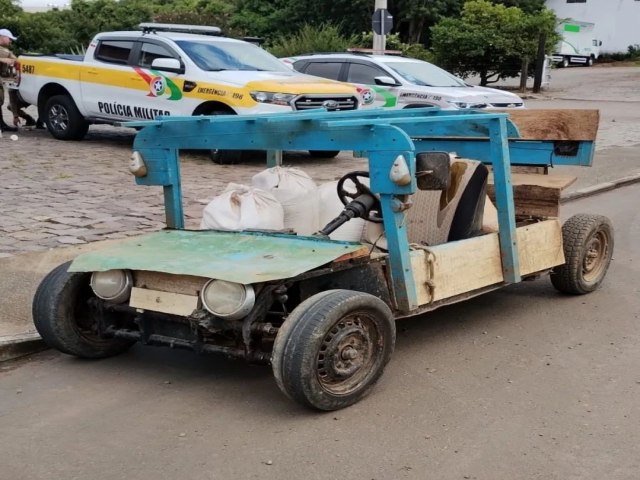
[373,0,388,53]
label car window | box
[139,42,176,68]
[381,60,466,87]
[176,40,290,72]
[346,63,387,84]
[94,40,134,65]
[304,62,342,81]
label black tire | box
[272,290,395,411]
[561,57,569,68]
[32,262,135,358]
[203,109,244,164]
[551,214,614,295]
[44,95,89,140]
[585,56,594,67]
[309,150,340,159]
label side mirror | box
[416,152,450,190]
[374,75,400,87]
[151,58,184,74]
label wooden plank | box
[411,219,565,305]
[506,109,599,141]
[134,271,206,296]
[488,183,560,218]
[487,173,576,218]
[517,219,564,276]
[130,287,200,316]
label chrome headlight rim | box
[249,91,296,106]
[90,269,133,304]
[200,279,256,320]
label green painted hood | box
[69,230,364,284]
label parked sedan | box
[281,53,525,110]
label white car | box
[282,53,524,110]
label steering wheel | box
[336,171,383,223]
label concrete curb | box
[561,172,640,203]
[0,333,47,362]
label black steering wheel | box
[336,171,383,223]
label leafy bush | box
[268,24,354,58]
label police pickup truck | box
[16,24,361,147]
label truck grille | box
[293,95,358,111]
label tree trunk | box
[519,58,529,92]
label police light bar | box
[139,23,222,36]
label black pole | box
[533,32,547,93]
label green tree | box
[431,0,557,85]
[392,0,464,44]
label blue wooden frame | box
[126,108,595,312]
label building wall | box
[546,0,640,53]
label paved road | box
[1,184,639,480]
[0,66,639,257]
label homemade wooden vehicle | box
[32,108,614,410]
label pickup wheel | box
[551,214,614,295]
[32,261,135,358]
[561,57,569,68]
[44,95,89,140]
[309,150,340,159]
[585,56,594,67]
[272,290,395,411]
[205,110,243,165]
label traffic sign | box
[372,8,393,35]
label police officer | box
[0,28,42,132]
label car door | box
[130,40,187,119]
[345,61,400,108]
[80,38,137,120]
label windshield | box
[381,60,467,87]
[176,40,292,72]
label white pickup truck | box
[16,24,361,148]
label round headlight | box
[90,270,133,303]
[200,280,255,320]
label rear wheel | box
[585,56,594,67]
[272,290,395,410]
[551,214,614,294]
[204,109,243,165]
[44,95,89,140]
[561,57,569,68]
[32,262,134,358]
[309,150,340,159]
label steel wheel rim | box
[583,230,609,282]
[49,104,69,133]
[316,312,381,395]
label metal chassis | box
[126,107,595,313]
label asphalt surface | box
[1,183,639,480]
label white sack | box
[251,167,319,235]
[200,183,284,231]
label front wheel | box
[32,262,135,358]
[561,57,569,68]
[550,214,614,294]
[585,57,594,67]
[272,290,395,411]
[309,150,340,159]
[44,95,89,140]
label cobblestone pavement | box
[0,122,367,257]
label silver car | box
[282,53,525,110]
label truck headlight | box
[90,270,133,303]
[447,101,487,109]
[200,280,256,320]
[250,91,296,106]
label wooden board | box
[130,287,200,316]
[487,173,577,218]
[134,271,207,296]
[411,219,564,305]
[506,109,599,141]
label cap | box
[0,29,17,41]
